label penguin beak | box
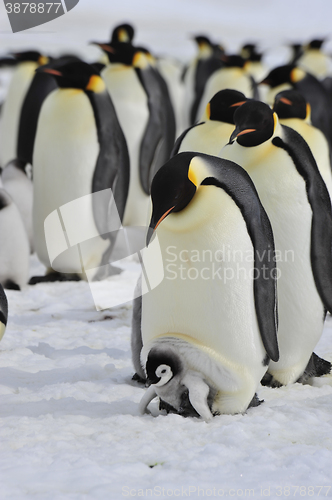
[146,206,175,247]
[39,68,63,76]
[229,127,256,143]
[259,77,271,85]
[279,97,292,105]
[91,42,115,54]
[230,101,247,108]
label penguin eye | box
[161,369,166,374]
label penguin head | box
[92,42,151,68]
[37,61,105,93]
[147,152,198,245]
[241,43,262,62]
[273,90,310,121]
[110,23,135,44]
[260,64,306,87]
[206,89,247,123]
[12,50,49,66]
[220,54,246,68]
[146,347,183,387]
[230,100,278,147]
[307,38,326,50]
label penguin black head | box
[260,64,306,87]
[273,90,309,120]
[241,43,262,62]
[221,54,246,68]
[147,152,197,245]
[110,23,135,44]
[308,38,326,50]
[146,347,183,386]
[208,89,247,123]
[92,42,149,67]
[37,61,105,93]
[12,50,49,66]
[230,100,277,147]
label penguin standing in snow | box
[95,42,176,226]
[220,100,332,386]
[171,89,247,157]
[133,152,278,419]
[31,61,129,282]
[0,187,29,290]
[272,89,332,200]
[0,283,8,341]
[0,51,49,168]
[195,55,258,123]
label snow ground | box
[2,0,332,498]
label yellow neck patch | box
[38,56,49,66]
[86,75,106,93]
[291,67,306,83]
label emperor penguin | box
[260,64,332,148]
[95,42,176,226]
[0,282,8,341]
[183,35,225,128]
[219,100,332,386]
[171,89,247,157]
[0,187,29,290]
[297,39,331,80]
[31,61,130,282]
[195,55,258,124]
[133,152,279,420]
[241,43,268,83]
[272,89,332,200]
[0,51,49,168]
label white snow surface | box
[2,0,332,498]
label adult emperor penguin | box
[272,89,332,200]
[0,51,49,168]
[133,152,279,419]
[297,39,331,80]
[31,61,130,281]
[219,100,332,386]
[95,42,176,226]
[171,89,247,157]
[241,43,267,83]
[0,282,8,341]
[195,55,258,124]
[260,64,332,148]
[182,35,224,127]
[0,186,29,290]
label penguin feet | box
[297,352,332,384]
[248,393,264,408]
[92,264,123,281]
[29,272,82,285]
[132,372,146,384]
[260,372,283,388]
[3,279,20,290]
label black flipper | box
[135,66,176,194]
[199,153,279,362]
[0,284,8,327]
[273,126,332,313]
[87,89,130,268]
[170,122,204,157]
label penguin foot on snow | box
[131,372,146,384]
[91,264,123,281]
[29,271,82,285]
[260,372,283,388]
[3,279,20,291]
[297,352,331,383]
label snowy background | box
[2,0,332,498]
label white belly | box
[33,89,108,274]
[102,65,150,227]
[178,121,235,156]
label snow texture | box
[1,0,332,498]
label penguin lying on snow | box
[220,100,332,386]
[0,283,8,341]
[31,61,129,282]
[133,152,278,420]
[172,89,247,157]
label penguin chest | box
[102,65,150,226]
[142,186,265,368]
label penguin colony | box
[1,25,332,421]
